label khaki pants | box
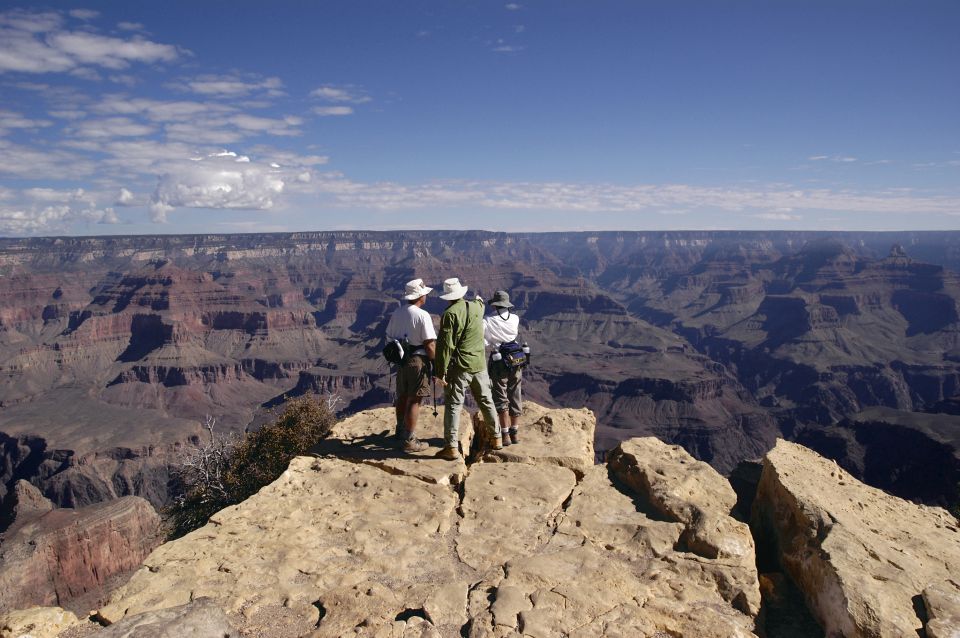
[489,360,522,416]
[443,368,500,447]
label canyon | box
[1,230,959,517]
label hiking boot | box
[509,427,519,445]
[501,433,511,447]
[436,446,462,461]
[403,437,428,453]
[490,435,503,451]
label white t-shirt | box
[483,311,520,348]
[386,303,437,355]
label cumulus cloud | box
[149,151,290,222]
[0,9,179,74]
[68,116,155,138]
[117,21,145,31]
[0,202,118,235]
[309,85,370,103]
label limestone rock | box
[924,580,960,638]
[316,408,471,485]
[97,598,236,637]
[0,480,54,529]
[753,439,960,638]
[608,438,760,615]
[0,606,81,638]
[480,404,595,477]
[0,496,161,612]
[456,463,577,572]
[98,406,759,637]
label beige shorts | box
[397,355,432,398]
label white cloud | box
[229,114,302,136]
[312,106,353,117]
[753,212,802,221]
[0,202,117,235]
[0,109,52,134]
[170,74,285,98]
[68,9,99,20]
[149,151,289,221]
[309,85,370,103]
[506,3,522,9]
[807,154,857,163]
[0,138,94,178]
[68,116,155,138]
[493,45,524,53]
[117,21,144,31]
[0,9,179,74]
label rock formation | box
[3,230,960,510]
[0,495,161,613]
[752,439,960,637]
[0,606,82,638]
[90,404,761,637]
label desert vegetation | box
[165,396,336,538]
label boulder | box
[0,496,161,612]
[479,404,595,477]
[753,439,960,637]
[97,598,236,637]
[0,480,54,530]
[0,606,82,638]
[98,405,760,637]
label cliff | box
[2,404,959,637]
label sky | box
[0,0,958,236]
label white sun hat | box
[439,277,468,300]
[403,278,433,300]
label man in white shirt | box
[386,278,437,452]
[483,290,524,447]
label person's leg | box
[405,396,423,435]
[489,362,511,446]
[469,369,501,446]
[442,371,468,452]
[508,369,522,442]
[394,395,408,438]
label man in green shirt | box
[434,277,502,460]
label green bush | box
[165,397,335,538]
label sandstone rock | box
[480,404,595,477]
[0,496,161,613]
[753,439,960,638]
[96,598,235,637]
[0,606,81,638]
[98,407,759,637]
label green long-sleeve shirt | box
[434,298,487,379]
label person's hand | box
[435,376,447,387]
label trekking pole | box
[430,360,439,417]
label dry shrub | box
[165,397,335,538]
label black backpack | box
[382,338,411,365]
[498,341,528,370]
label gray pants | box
[443,368,500,447]
[489,360,522,416]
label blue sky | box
[0,1,958,236]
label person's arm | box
[434,311,456,380]
[423,339,436,360]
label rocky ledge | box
[4,405,959,638]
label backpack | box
[498,341,528,370]
[382,338,411,365]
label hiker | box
[483,290,527,447]
[433,278,502,460]
[385,278,436,452]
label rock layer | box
[0,496,161,613]
[752,439,960,638]
[97,404,760,637]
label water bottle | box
[522,342,531,367]
[491,347,503,362]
